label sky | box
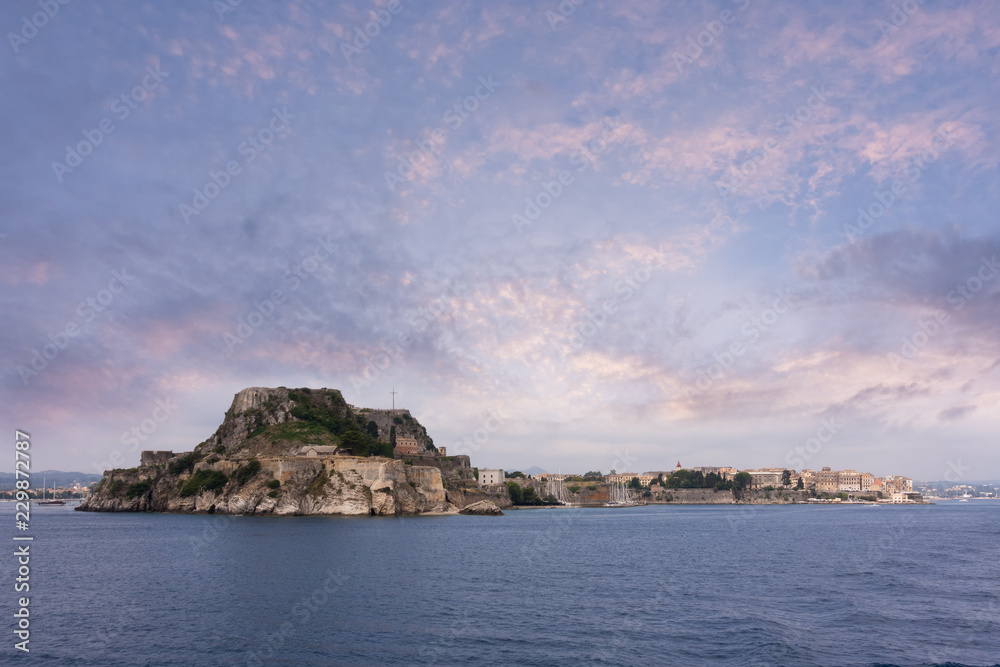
[2,0,999,481]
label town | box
[475,464,929,504]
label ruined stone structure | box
[140,451,174,467]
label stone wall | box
[140,450,174,467]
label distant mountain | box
[0,470,103,491]
[516,466,547,476]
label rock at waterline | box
[459,500,504,516]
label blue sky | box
[2,0,999,480]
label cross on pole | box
[390,388,398,412]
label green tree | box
[629,477,643,491]
[339,429,369,453]
[781,469,792,486]
[733,472,752,490]
[389,424,396,447]
[365,420,379,439]
[507,471,526,479]
[522,486,540,505]
[507,481,523,504]
[583,471,602,480]
[796,477,804,490]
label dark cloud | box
[938,404,976,422]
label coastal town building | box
[606,473,639,484]
[838,469,861,492]
[815,467,839,493]
[637,474,657,487]
[393,437,420,457]
[745,470,783,489]
[883,476,913,494]
[860,472,875,492]
[478,468,505,486]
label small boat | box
[35,477,66,506]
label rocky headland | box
[79,387,509,517]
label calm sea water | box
[2,502,998,666]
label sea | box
[2,501,998,666]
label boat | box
[604,480,639,507]
[546,472,571,506]
[35,477,66,506]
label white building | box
[297,445,339,457]
[479,468,505,486]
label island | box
[79,387,509,516]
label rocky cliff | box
[79,387,464,516]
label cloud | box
[938,404,976,422]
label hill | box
[79,386,506,516]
